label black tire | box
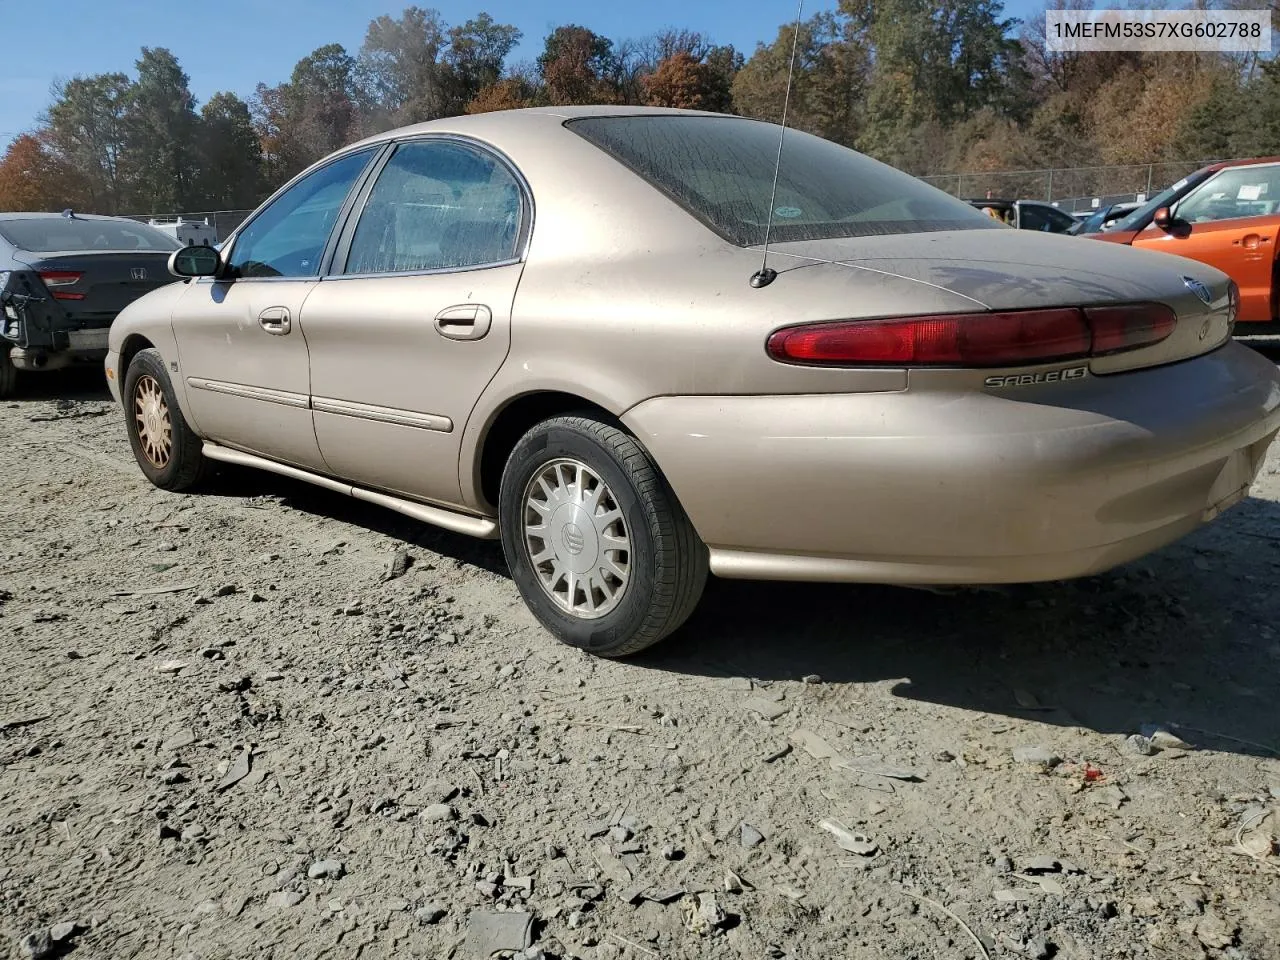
[499,413,708,657]
[122,348,206,491]
[0,347,17,399]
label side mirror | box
[168,244,222,278]
[1153,206,1172,230]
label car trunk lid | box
[772,229,1235,374]
[13,251,176,327]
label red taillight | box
[766,303,1176,368]
[38,270,85,301]
[1084,304,1176,355]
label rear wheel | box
[0,348,17,399]
[122,348,206,491]
[499,414,707,657]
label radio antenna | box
[750,0,805,289]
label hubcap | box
[134,375,172,469]
[522,458,630,619]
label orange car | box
[1094,156,1280,328]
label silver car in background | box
[106,107,1280,656]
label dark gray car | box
[0,211,180,396]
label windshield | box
[569,115,1000,246]
[1110,169,1214,233]
[1076,209,1107,234]
[0,217,181,253]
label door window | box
[344,140,523,275]
[1019,204,1075,233]
[228,149,376,279]
[1176,166,1280,224]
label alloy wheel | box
[522,457,631,619]
[134,374,172,469]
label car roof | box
[0,212,139,222]
[345,105,740,152]
[1218,155,1280,169]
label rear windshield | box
[0,218,181,253]
[569,115,1000,246]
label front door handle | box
[258,306,291,335]
[434,304,492,340]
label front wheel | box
[122,348,206,491]
[499,414,708,657]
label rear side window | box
[344,139,523,275]
[569,115,999,246]
[0,218,181,253]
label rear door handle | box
[434,304,492,340]
[258,306,291,335]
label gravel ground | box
[2,366,1279,960]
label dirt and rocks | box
[2,369,1280,960]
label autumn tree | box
[538,25,622,105]
[642,42,741,111]
[465,78,536,114]
[644,52,717,110]
[0,134,88,211]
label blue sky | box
[0,0,1042,143]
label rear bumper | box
[623,343,1280,584]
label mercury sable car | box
[105,106,1280,656]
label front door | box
[1132,163,1280,322]
[172,148,378,468]
[301,137,529,506]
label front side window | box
[228,149,375,279]
[569,115,999,246]
[1077,209,1107,234]
[1176,165,1280,224]
[344,140,523,275]
[1111,168,1214,233]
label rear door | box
[301,136,529,505]
[1132,163,1280,322]
[171,147,380,470]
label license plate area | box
[66,328,110,351]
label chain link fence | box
[920,161,1218,213]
